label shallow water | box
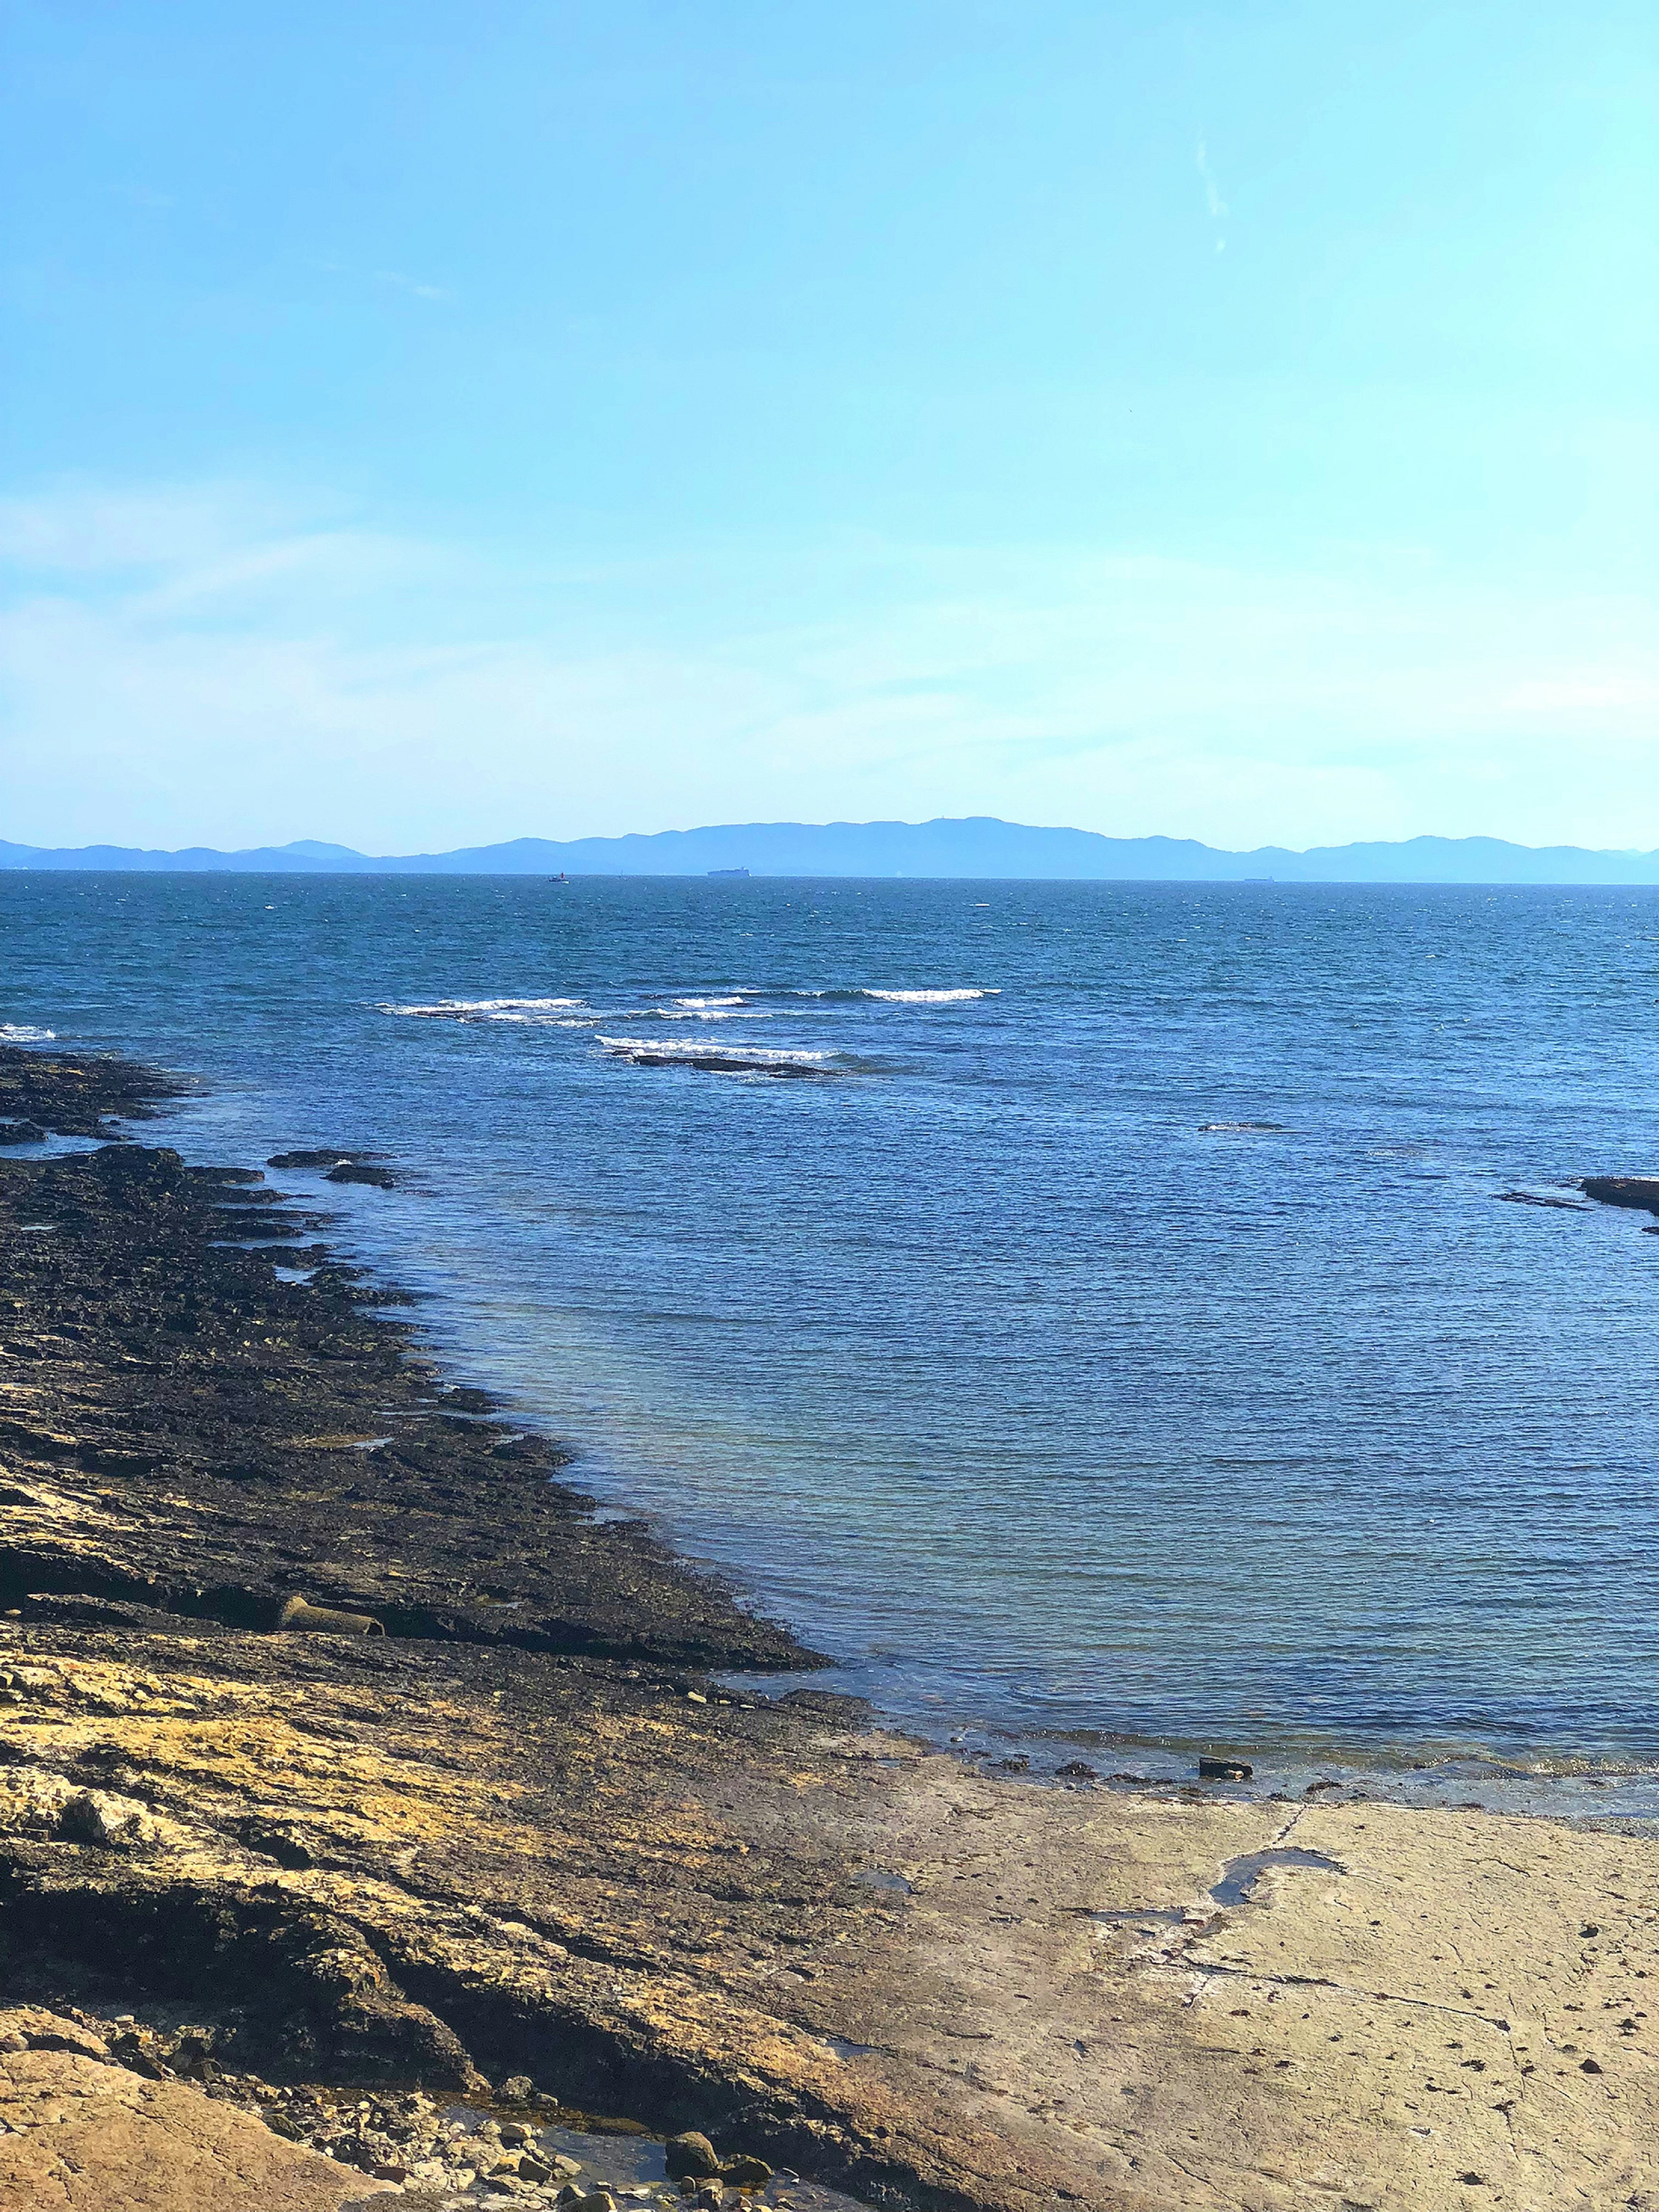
[6,871,1658,1790]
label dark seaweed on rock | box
[0,1046,192,1139]
[0,1134,811,1673]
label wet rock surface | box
[1580,1174,1659,1215]
[0,1044,192,1138]
[0,1082,810,1673]
[3,1045,1656,2212]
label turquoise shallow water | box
[6,871,1658,1799]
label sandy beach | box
[1,1044,1653,2212]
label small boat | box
[548,872,569,884]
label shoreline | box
[19,1051,1656,1828]
[2,1041,1655,2209]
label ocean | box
[6,870,1658,1811]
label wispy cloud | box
[1195,137,1228,254]
[373,269,453,304]
[307,258,454,304]
[3,479,1656,853]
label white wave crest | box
[0,1024,56,1042]
[597,1034,831,1064]
[860,987,998,1003]
[673,995,748,1009]
[380,996,585,1020]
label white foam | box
[379,997,585,1020]
[0,1024,56,1043]
[673,995,748,1009]
[860,988,998,1004]
[597,1035,832,1064]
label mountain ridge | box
[5,818,1659,884]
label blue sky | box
[2,0,1655,852]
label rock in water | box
[267,1149,387,1169]
[665,2131,722,2181]
[1198,1756,1253,1780]
[1580,1175,1659,1215]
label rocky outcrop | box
[0,1045,191,1138]
[1580,1174,1659,1214]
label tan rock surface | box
[0,2015,393,2211]
[3,1636,1653,2210]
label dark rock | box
[0,1043,189,1138]
[238,1819,316,1870]
[1198,1757,1253,1780]
[774,1689,874,1721]
[617,1053,826,1079]
[277,1595,385,1637]
[0,1120,46,1145]
[1494,1190,1590,1211]
[325,1162,397,1188]
[665,2130,722,2180]
[993,1755,1030,1773]
[1055,1761,1096,1780]
[721,2155,774,2188]
[1580,1175,1659,1216]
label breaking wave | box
[858,987,998,1004]
[596,1034,832,1065]
[743,985,998,1004]
[379,997,585,1022]
[0,1024,56,1043]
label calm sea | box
[6,872,1658,1807]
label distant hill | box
[5,820,1659,884]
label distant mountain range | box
[6,819,1659,884]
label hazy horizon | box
[10,813,1659,885]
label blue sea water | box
[6,871,1659,1803]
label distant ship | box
[548,872,569,883]
[707,866,750,878]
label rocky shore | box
[2,1043,1655,2212]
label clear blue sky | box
[2,0,1655,852]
